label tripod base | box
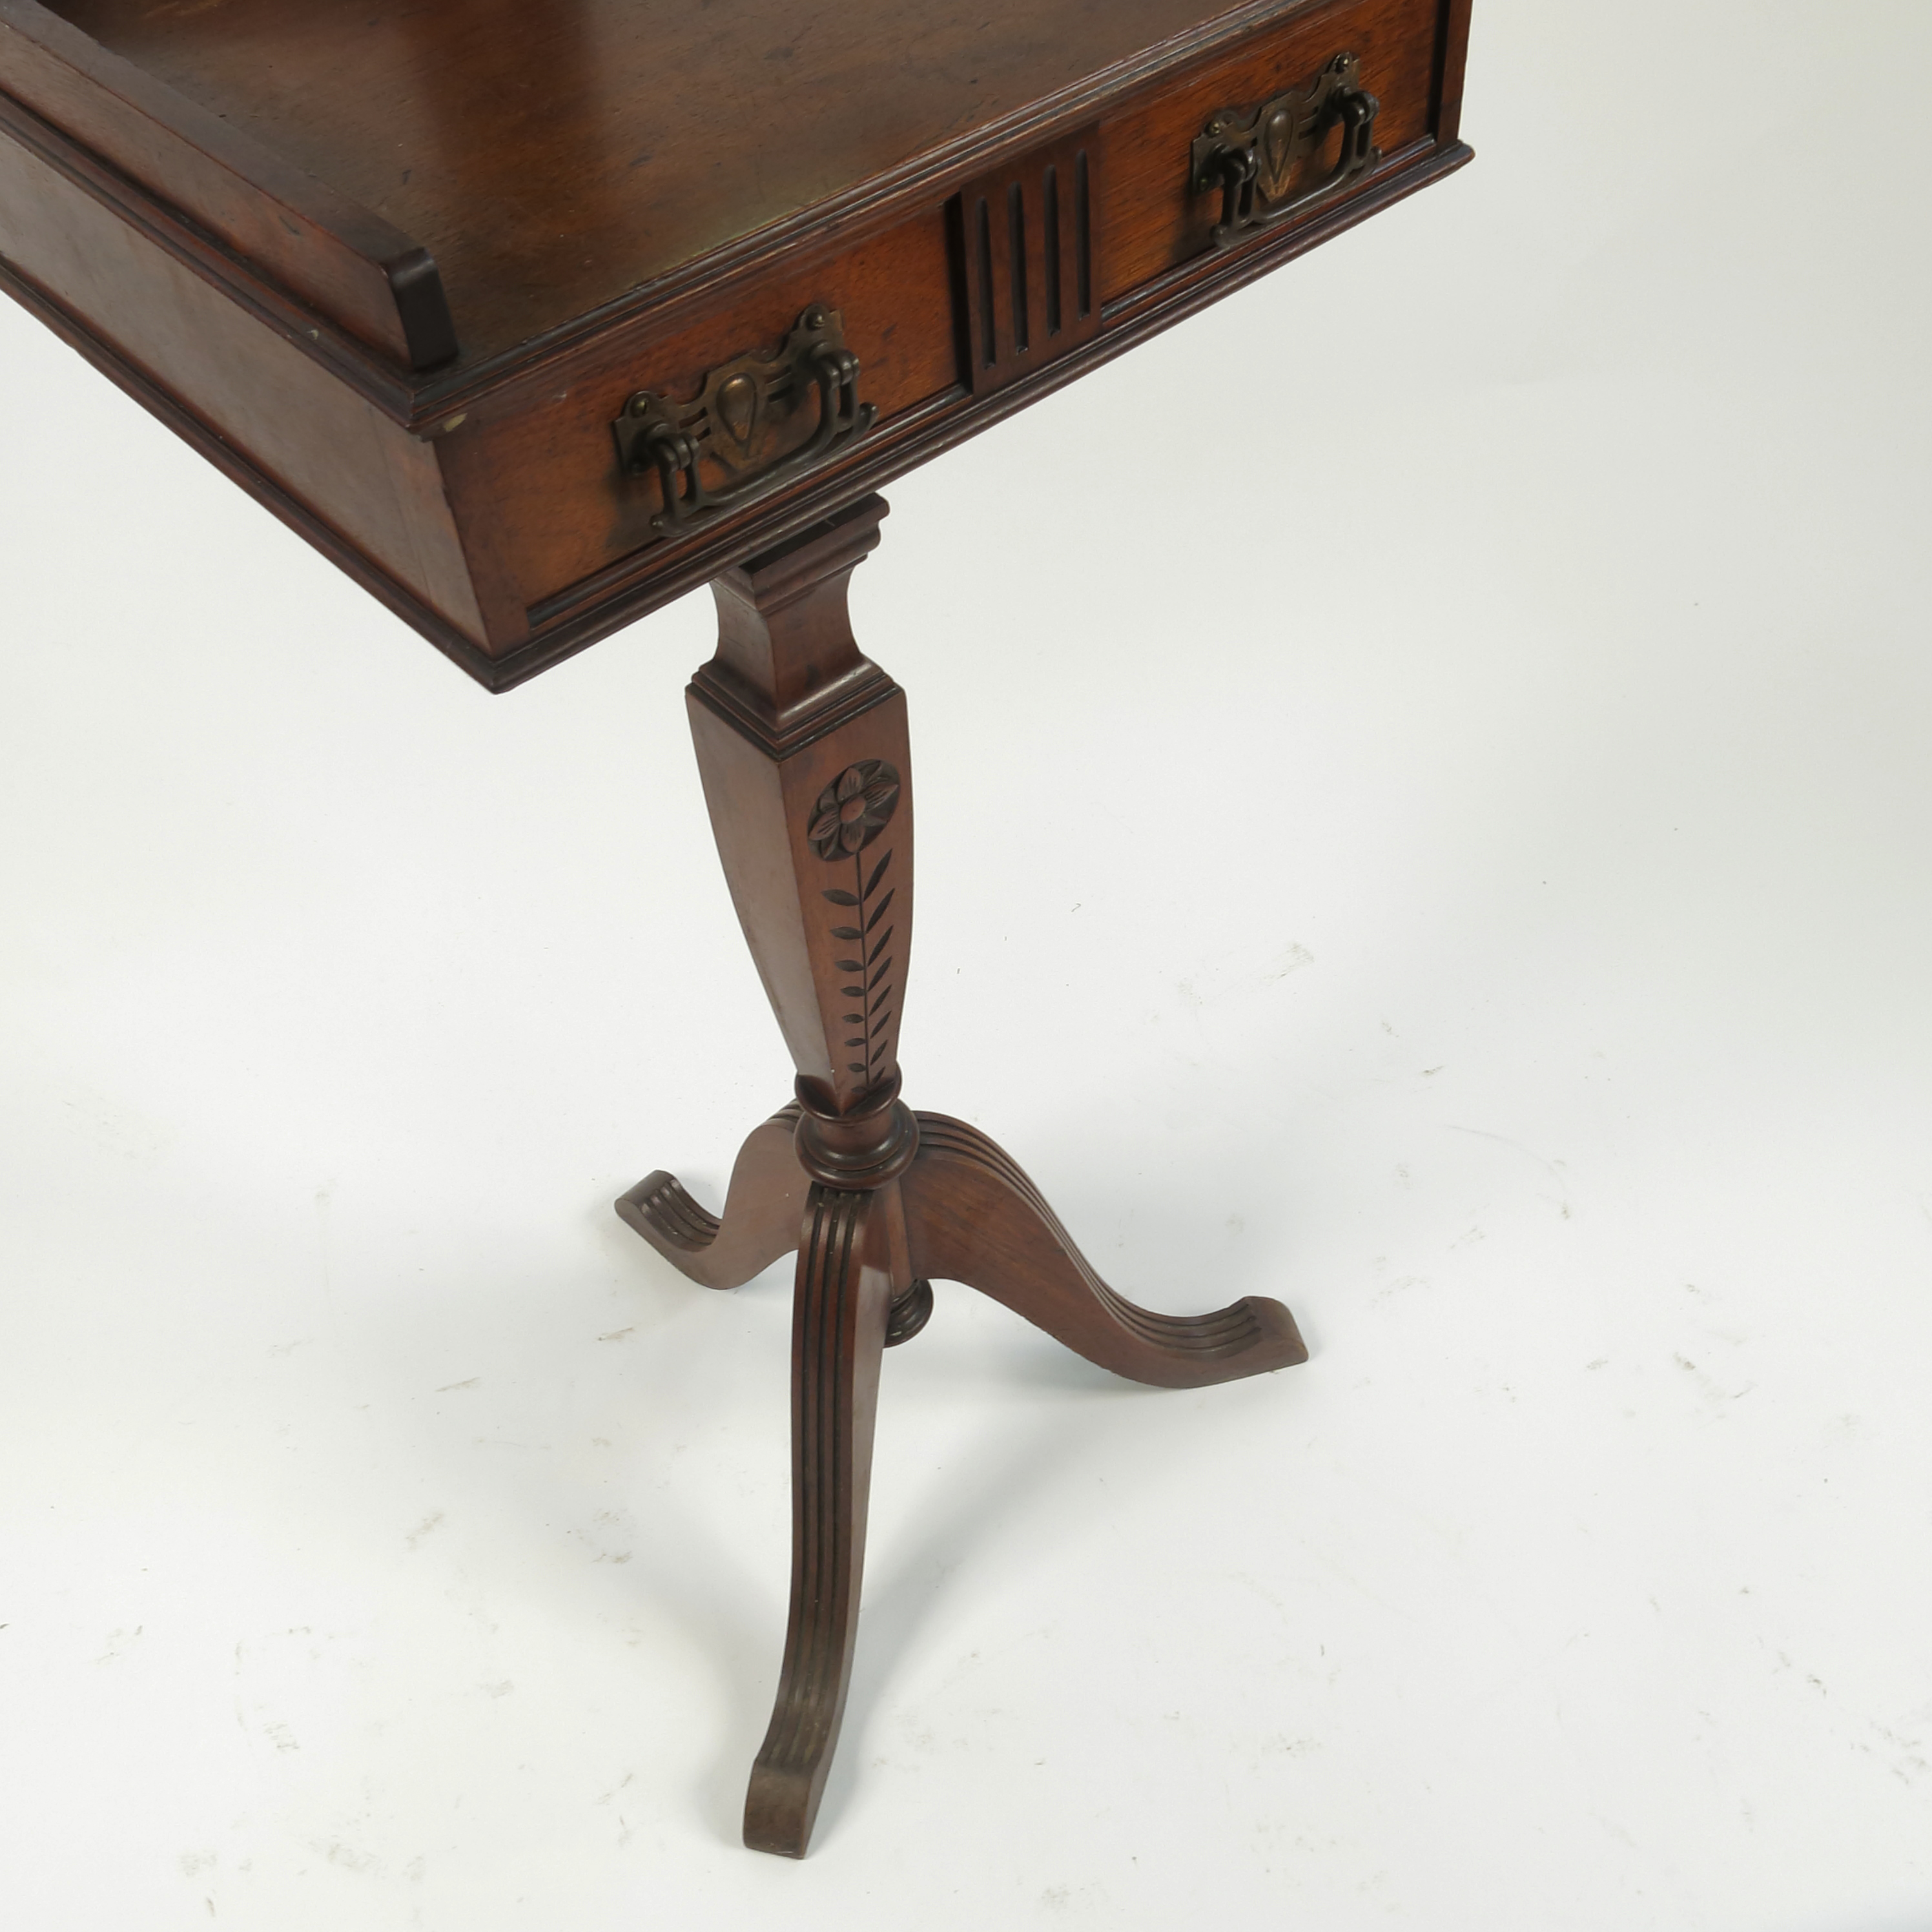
[618,1103,1306,1856]
[622,490,1306,1855]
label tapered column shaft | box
[687,494,912,1125]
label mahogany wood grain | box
[1432,0,1475,146]
[1,0,1472,681]
[743,1183,896,1859]
[45,0,1279,367]
[686,499,912,1116]
[5,0,1475,1866]
[903,1114,1307,1387]
[0,247,497,684]
[1098,0,1441,299]
[616,1104,807,1293]
[0,0,451,366]
[0,110,486,640]
[467,136,1472,688]
[617,494,1308,1853]
[422,0,1450,643]
[437,212,957,642]
[956,124,1104,395]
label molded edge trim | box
[0,86,422,409]
[0,0,455,370]
[0,251,494,684]
[492,139,1475,693]
[3,136,1471,695]
[1430,0,1475,147]
[393,0,1428,417]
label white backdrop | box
[3,3,1929,1927]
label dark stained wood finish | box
[440,211,958,653]
[0,0,452,366]
[617,1104,807,1293]
[1433,0,1475,146]
[447,0,1450,646]
[956,125,1104,395]
[743,1184,896,1858]
[903,1114,1306,1388]
[686,498,913,1114]
[5,2,1472,1851]
[1098,0,1441,300]
[472,134,1473,689]
[429,0,1457,654]
[0,101,486,641]
[44,0,1277,367]
[618,495,1308,1854]
[1,0,1472,687]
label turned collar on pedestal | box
[792,1069,919,1190]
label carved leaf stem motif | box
[814,760,900,1084]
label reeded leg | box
[743,1185,894,1857]
[903,1114,1307,1388]
[615,1103,805,1290]
[614,491,1308,1857]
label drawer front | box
[925,0,1443,411]
[1099,0,1444,307]
[435,207,958,648]
[432,0,1458,672]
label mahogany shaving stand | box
[614,492,1307,1856]
[1,0,1474,1865]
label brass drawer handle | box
[1191,52,1380,249]
[612,305,877,537]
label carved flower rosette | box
[808,760,899,860]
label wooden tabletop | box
[50,0,1246,364]
[3,0,1472,683]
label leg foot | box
[615,1103,805,1290]
[884,1277,933,1348]
[901,1114,1308,1389]
[743,1186,892,1857]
